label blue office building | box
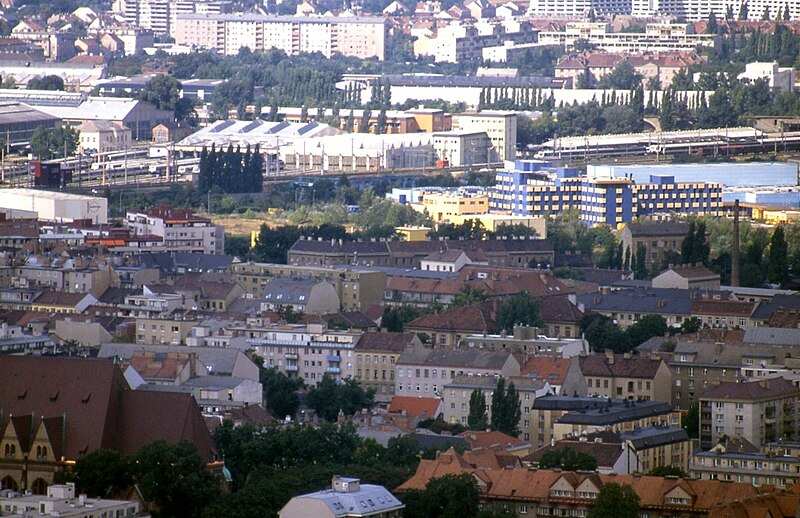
[492,163,722,227]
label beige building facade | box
[453,111,517,162]
[175,14,388,60]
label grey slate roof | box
[750,294,800,321]
[557,400,673,426]
[620,426,689,449]
[743,326,800,346]
[578,287,732,316]
[262,277,322,304]
[287,482,404,517]
[625,222,689,237]
[97,343,249,377]
[139,252,233,273]
[397,348,512,370]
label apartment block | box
[432,131,491,167]
[453,111,517,162]
[562,351,673,403]
[245,323,360,385]
[354,332,420,405]
[443,375,551,441]
[121,0,231,36]
[699,378,800,450]
[530,394,680,447]
[175,14,388,60]
[537,23,717,52]
[395,348,520,398]
[134,317,197,344]
[126,207,224,255]
[619,222,689,271]
[691,439,800,488]
[414,20,538,63]
[231,262,386,311]
[492,167,722,227]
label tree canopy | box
[490,378,522,437]
[495,292,543,334]
[587,482,641,518]
[538,447,598,471]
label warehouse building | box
[0,188,108,224]
[0,102,60,148]
[588,162,798,188]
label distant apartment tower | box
[529,0,631,17]
[699,378,800,450]
[175,14,388,60]
[492,168,721,227]
[122,0,231,36]
[125,207,224,255]
[453,111,518,162]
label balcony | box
[285,352,299,360]
[326,366,341,374]
[326,354,341,362]
[285,365,299,372]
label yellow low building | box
[413,191,490,222]
[396,226,432,241]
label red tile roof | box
[701,378,800,402]
[388,396,442,419]
[578,353,665,379]
[0,356,216,461]
[407,301,497,334]
[691,299,757,318]
[398,449,762,512]
[521,357,571,386]
[459,430,527,451]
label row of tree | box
[467,378,522,436]
[197,144,264,194]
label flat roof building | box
[0,189,108,224]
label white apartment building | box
[394,348,520,398]
[537,23,716,52]
[453,111,517,162]
[443,375,551,441]
[413,20,537,63]
[77,120,131,154]
[175,14,388,60]
[699,377,800,450]
[528,0,631,17]
[125,207,224,255]
[245,323,360,385]
[432,131,492,167]
[121,0,230,36]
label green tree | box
[74,449,133,498]
[587,483,640,518]
[260,367,303,419]
[634,242,648,279]
[30,125,79,160]
[450,286,489,307]
[647,466,686,477]
[134,440,218,518]
[495,292,543,334]
[581,314,628,353]
[490,378,521,437]
[706,11,719,33]
[680,317,701,334]
[402,473,480,518]
[467,389,488,430]
[683,403,699,439]
[28,74,65,90]
[139,74,195,123]
[307,374,375,421]
[538,447,598,471]
[769,225,789,286]
[599,62,644,89]
[625,314,668,348]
